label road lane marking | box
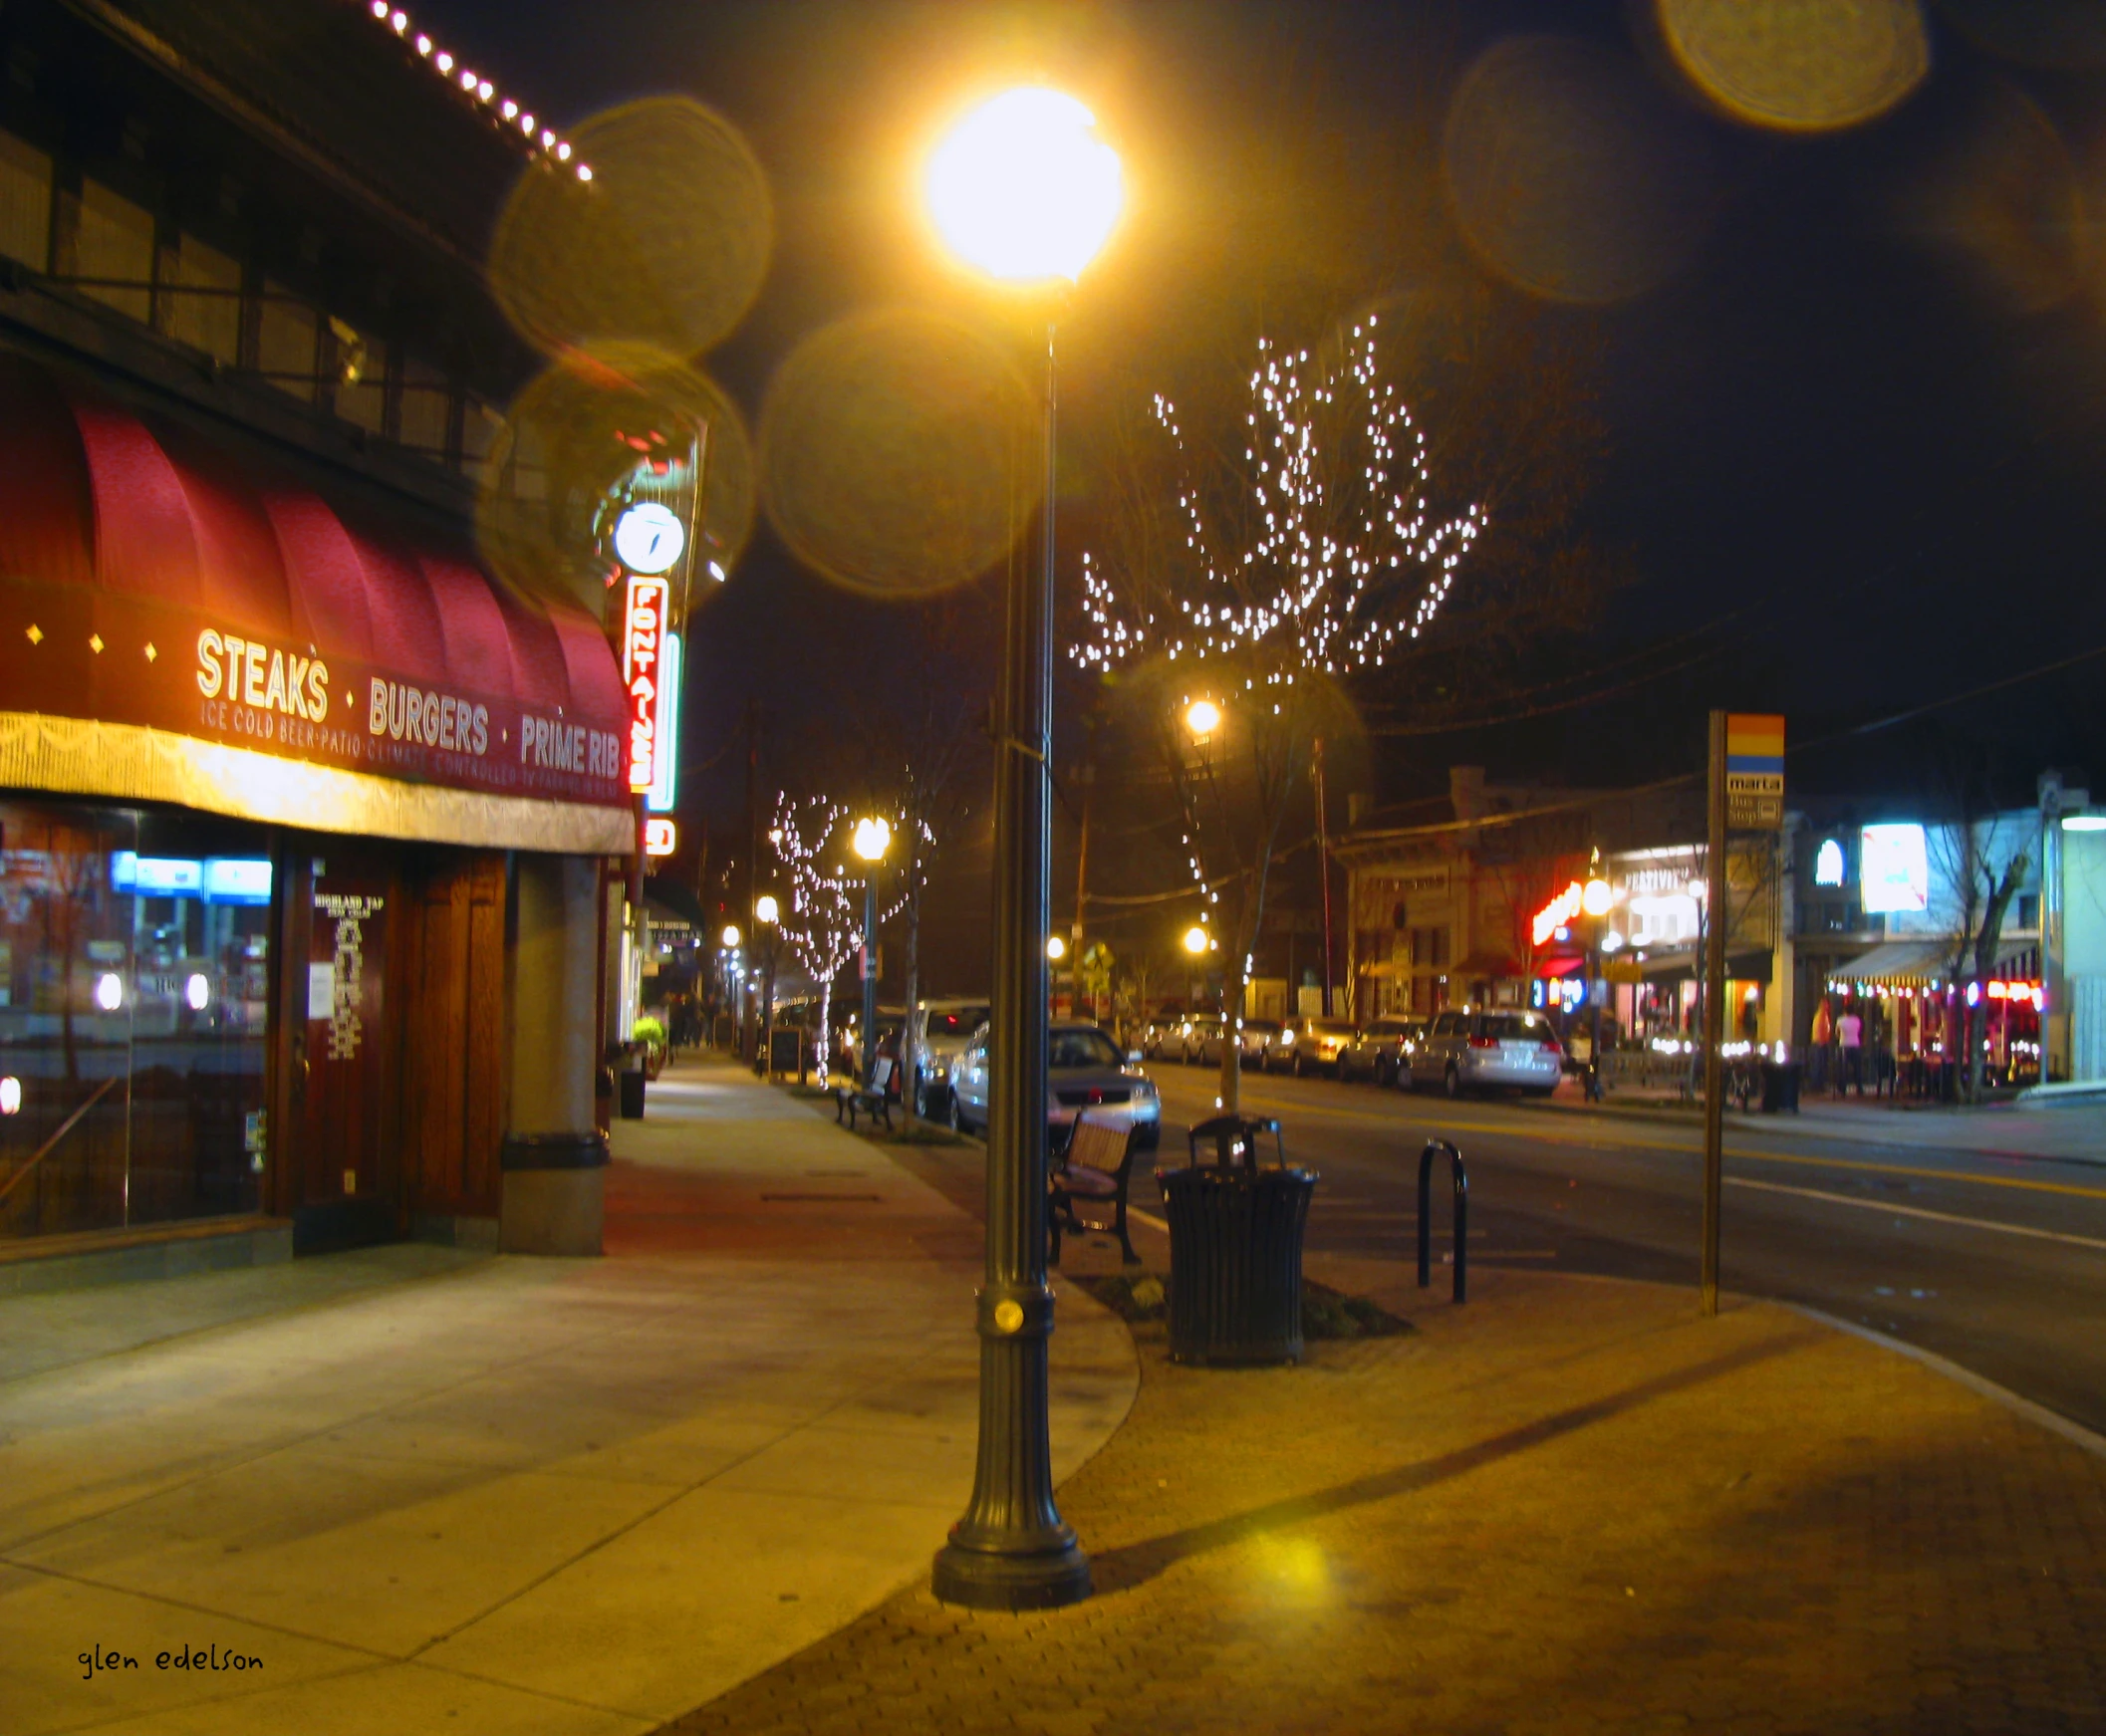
[1725,1176,2106,1252]
[1167,1086,2106,1202]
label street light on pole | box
[755,895,781,1077]
[925,85,1120,1613]
[1582,854,1612,1102]
[852,818,891,1088]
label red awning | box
[1534,955,1585,978]
[0,356,629,821]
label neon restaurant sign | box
[621,575,668,794]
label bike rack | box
[1418,1138,1468,1304]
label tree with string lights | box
[769,793,922,1088]
[1071,317,1485,1114]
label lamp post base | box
[930,1535,1092,1612]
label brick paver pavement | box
[658,1252,2106,1735]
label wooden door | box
[402,851,506,1218]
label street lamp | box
[755,895,781,1076]
[1582,854,1612,1101]
[1184,924,1209,955]
[1046,934,1067,962]
[1184,697,1221,740]
[926,84,1120,1614]
[852,818,891,1088]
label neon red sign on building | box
[622,575,669,793]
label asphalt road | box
[1140,1062,2106,1437]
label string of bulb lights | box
[357,0,592,180]
[768,794,927,1083]
[1072,319,1484,682]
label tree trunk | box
[1964,855,2028,1104]
[816,978,833,1088]
[1216,956,1243,1116]
[901,868,922,1125]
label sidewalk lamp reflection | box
[185,973,210,1011]
[95,972,123,1012]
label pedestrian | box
[1809,997,1833,1094]
[1837,1003,1864,1096]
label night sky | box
[405,0,2106,982]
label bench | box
[834,1056,895,1131]
[1049,1113,1140,1266]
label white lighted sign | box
[613,502,686,576]
[203,858,273,904]
[1814,839,1845,886]
[622,576,669,794]
[647,631,681,815]
[1860,824,1930,914]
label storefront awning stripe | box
[1825,939,1951,987]
[0,711,632,853]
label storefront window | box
[0,801,270,1241]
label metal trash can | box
[1759,1060,1802,1114]
[1156,1115,1318,1365]
[618,1068,647,1120]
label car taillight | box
[1542,1039,1562,1055]
[1467,1035,1496,1050]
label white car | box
[1407,1008,1563,1098]
[949,1021,1163,1151]
[909,999,991,1117]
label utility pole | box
[1701,711,1727,1318]
[741,697,760,1061]
[1313,737,1335,1017]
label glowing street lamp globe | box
[925,87,1122,284]
[720,924,741,949]
[1046,934,1067,962]
[852,817,892,864]
[755,894,780,926]
[1582,875,1612,918]
[1183,925,1210,956]
[1184,697,1221,740]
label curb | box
[1787,1302,2106,1463]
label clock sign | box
[613,503,686,576]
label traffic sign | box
[1724,712,1784,830]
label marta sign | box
[1724,713,1784,831]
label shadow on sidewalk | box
[1090,1326,1819,1595]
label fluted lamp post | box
[1582,856,1612,1101]
[852,818,891,1088]
[926,85,1121,1612]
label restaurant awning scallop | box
[0,357,632,853]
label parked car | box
[909,998,992,1117]
[1275,1016,1358,1077]
[1236,1017,1282,1068]
[1406,1008,1563,1098]
[949,1021,1162,1150]
[1342,1017,1424,1086]
[1180,1012,1227,1066]
[1140,1007,1185,1061]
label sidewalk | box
[662,1236,2106,1735]
[0,1055,1136,1735]
[1537,1075,2106,1167]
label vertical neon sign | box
[647,630,681,814]
[622,575,668,794]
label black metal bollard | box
[1417,1138,1467,1303]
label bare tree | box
[1928,812,2031,1104]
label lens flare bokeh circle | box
[1656,0,1929,133]
[760,309,1039,600]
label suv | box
[1407,1008,1563,1098]
[909,998,992,1117]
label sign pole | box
[1702,710,1727,1318]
